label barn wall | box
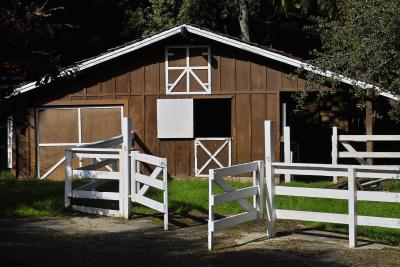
[13,37,310,178]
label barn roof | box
[13,24,397,100]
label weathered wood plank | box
[236,94,251,164]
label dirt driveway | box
[0,214,399,266]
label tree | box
[0,0,74,99]
[300,0,400,118]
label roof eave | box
[12,24,398,101]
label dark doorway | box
[194,98,231,137]
[281,92,360,164]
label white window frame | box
[35,105,124,179]
[165,45,211,95]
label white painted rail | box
[208,160,264,251]
[194,137,232,177]
[130,151,169,230]
[332,127,400,182]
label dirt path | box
[0,215,399,266]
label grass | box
[1,172,400,245]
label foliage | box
[297,0,400,120]
[120,0,336,40]
[0,0,70,98]
[0,170,14,181]
[121,0,239,38]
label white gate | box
[65,118,169,229]
[195,137,232,177]
[131,151,169,230]
[65,118,132,218]
[208,161,264,250]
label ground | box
[1,214,399,267]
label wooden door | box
[37,106,123,179]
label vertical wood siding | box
[13,41,309,178]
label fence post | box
[65,149,73,208]
[163,158,169,231]
[348,167,357,248]
[332,127,338,183]
[257,160,265,218]
[265,120,276,237]
[121,117,132,219]
[284,126,291,183]
[208,169,215,251]
[130,151,137,202]
[89,158,97,191]
[253,169,257,213]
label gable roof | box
[13,24,397,100]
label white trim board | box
[13,24,398,100]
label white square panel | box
[157,99,193,138]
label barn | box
[2,24,397,179]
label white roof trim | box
[13,24,398,100]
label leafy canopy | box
[301,0,400,116]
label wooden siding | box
[12,38,310,178]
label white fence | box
[265,121,400,248]
[65,117,132,218]
[332,127,400,182]
[131,151,168,230]
[208,161,264,250]
[65,117,169,228]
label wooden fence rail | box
[265,121,400,248]
[208,160,264,251]
[332,127,400,182]
[131,151,168,230]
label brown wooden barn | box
[2,24,397,179]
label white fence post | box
[130,151,137,202]
[284,126,291,183]
[332,127,338,183]
[118,150,125,217]
[163,158,169,231]
[257,160,265,218]
[65,149,73,208]
[208,169,215,251]
[265,120,276,237]
[90,158,96,191]
[348,167,357,248]
[121,117,132,219]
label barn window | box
[165,46,211,95]
[157,98,231,138]
[194,99,231,137]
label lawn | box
[1,170,400,245]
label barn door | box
[194,138,232,177]
[36,106,123,179]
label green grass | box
[133,179,250,215]
[0,174,89,217]
[1,175,400,245]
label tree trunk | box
[237,0,250,42]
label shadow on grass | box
[0,178,71,217]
